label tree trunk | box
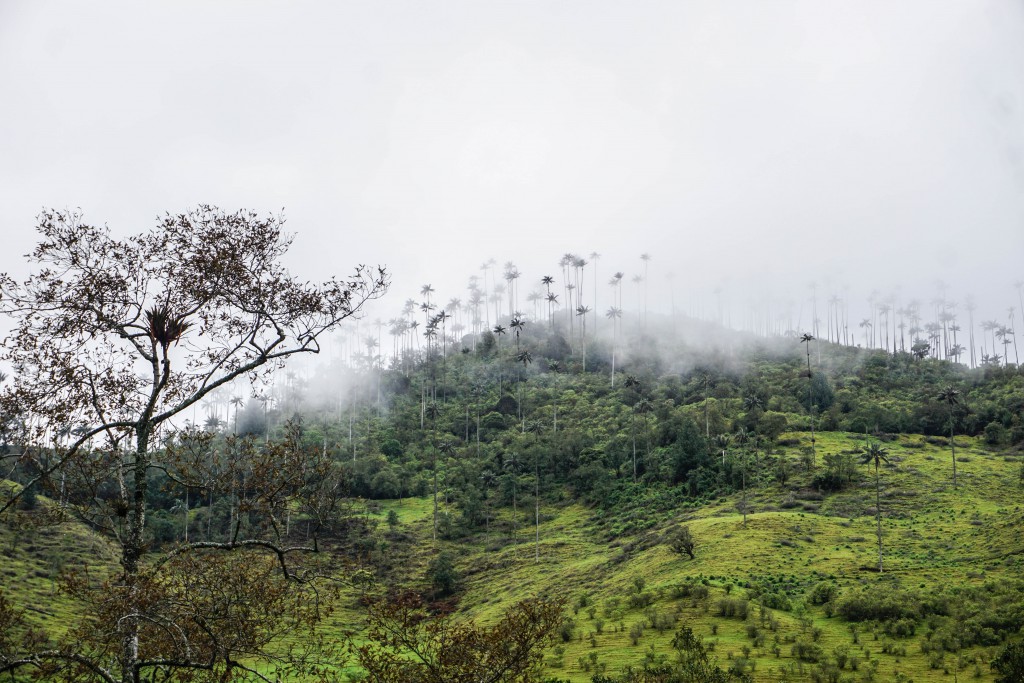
[121,426,150,683]
[950,415,957,489]
[875,463,883,573]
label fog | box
[2,1,1023,356]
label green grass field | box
[4,432,1022,682]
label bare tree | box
[0,207,388,683]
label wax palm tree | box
[545,292,559,331]
[636,397,653,466]
[606,306,623,386]
[541,275,555,328]
[964,296,978,367]
[623,375,642,482]
[938,386,961,490]
[700,372,713,438]
[996,326,1011,367]
[420,283,434,308]
[229,396,244,435]
[640,253,651,329]
[631,274,643,332]
[425,401,442,541]
[800,333,817,467]
[589,252,600,337]
[504,451,522,548]
[510,316,525,355]
[504,263,521,318]
[515,348,533,428]
[610,271,624,313]
[1007,307,1019,365]
[479,468,496,543]
[734,427,751,525]
[861,442,890,572]
[715,433,731,469]
[526,290,542,321]
[859,318,872,348]
[576,305,591,371]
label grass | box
[3,432,1022,681]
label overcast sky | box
[2,1,1023,330]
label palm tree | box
[859,318,872,348]
[860,442,890,572]
[541,276,555,328]
[589,251,601,337]
[420,283,434,308]
[715,433,731,468]
[631,274,643,333]
[515,348,533,429]
[425,401,442,541]
[700,372,712,438]
[229,396,244,435]
[606,306,623,386]
[1007,307,1019,366]
[504,451,521,548]
[479,468,496,544]
[576,305,591,371]
[640,253,651,329]
[938,386,961,490]
[734,427,751,526]
[624,375,642,481]
[636,397,653,468]
[480,260,495,328]
[800,333,817,468]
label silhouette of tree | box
[0,207,387,682]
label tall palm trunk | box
[874,460,883,573]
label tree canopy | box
[0,207,388,683]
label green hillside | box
[4,319,1024,682]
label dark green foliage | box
[427,551,459,598]
[790,640,824,662]
[380,438,403,458]
[667,525,696,559]
[991,640,1024,683]
[18,483,36,510]
[716,597,750,619]
[807,582,839,606]
[835,586,931,623]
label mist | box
[1,1,1022,365]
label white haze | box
[1,1,1023,366]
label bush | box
[427,552,459,598]
[992,640,1024,683]
[883,617,916,638]
[835,587,922,623]
[791,640,824,662]
[717,598,750,619]
[807,582,839,606]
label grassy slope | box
[0,492,118,640]
[373,432,1023,682]
[4,433,1022,682]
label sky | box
[1,0,1023,333]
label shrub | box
[717,598,750,619]
[427,552,459,598]
[835,587,922,623]
[791,640,824,662]
[808,582,839,606]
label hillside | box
[4,324,1024,682]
